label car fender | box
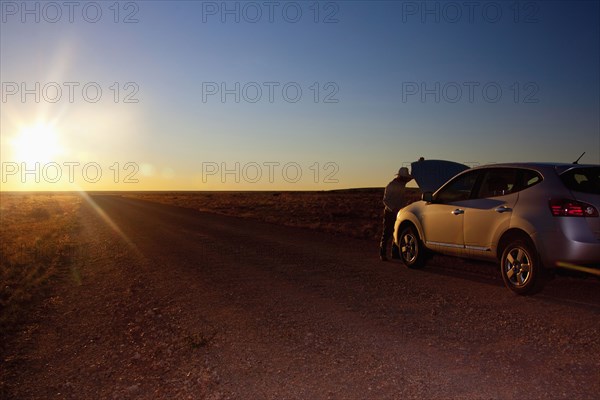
[394,205,427,246]
[492,215,539,259]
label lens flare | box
[11,124,64,163]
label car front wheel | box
[399,226,425,269]
[500,239,543,295]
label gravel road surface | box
[3,195,600,399]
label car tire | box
[399,226,426,269]
[500,239,544,295]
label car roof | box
[411,161,599,193]
[470,162,599,171]
[473,162,600,175]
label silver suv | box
[394,162,600,294]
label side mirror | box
[422,192,434,203]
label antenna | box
[573,152,585,164]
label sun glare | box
[11,124,64,163]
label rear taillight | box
[549,199,599,217]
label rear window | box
[560,167,600,194]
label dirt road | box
[3,195,600,399]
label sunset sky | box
[1,0,599,191]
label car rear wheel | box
[500,239,543,295]
[399,226,425,269]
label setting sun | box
[10,124,64,163]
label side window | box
[521,169,543,189]
[477,169,519,198]
[435,171,480,203]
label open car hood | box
[410,159,470,193]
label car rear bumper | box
[534,231,600,269]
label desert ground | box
[122,188,422,240]
[1,191,599,399]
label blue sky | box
[1,0,598,190]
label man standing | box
[380,167,413,261]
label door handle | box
[452,209,464,215]
[494,206,512,213]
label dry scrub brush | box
[0,194,81,331]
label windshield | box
[560,167,600,195]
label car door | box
[462,168,520,259]
[421,170,481,256]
